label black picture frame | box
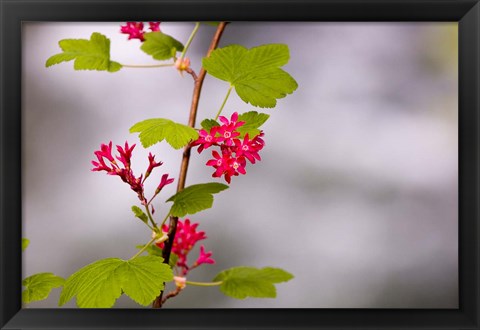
[1,0,479,329]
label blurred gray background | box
[22,22,458,308]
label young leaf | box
[130,118,199,149]
[22,273,64,304]
[46,32,122,72]
[166,182,228,217]
[131,206,148,224]
[202,44,298,108]
[22,238,30,252]
[59,256,173,308]
[141,32,184,61]
[200,119,221,132]
[237,111,270,138]
[213,266,293,299]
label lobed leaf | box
[166,182,228,217]
[200,119,221,132]
[237,111,270,138]
[130,118,199,150]
[22,273,64,304]
[213,266,293,299]
[46,32,122,72]
[141,32,184,61]
[59,256,173,308]
[202,44,298,108]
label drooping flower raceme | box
[91,141,174,204]
[157,219,215,276]
[192,112,265,183]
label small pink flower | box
[193,126,220,153]
[148,22,161,32]
[116,141,136,169]
[145,152,163,179]
[233,133,263,164]
[157,219,208,275]
[155,173,174,194]
[195,245,215,266]
[217,112,244,146]
[120,22,145,41]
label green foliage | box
[237,111,270,138]
[22,273,64,304]
[202,44,298,108]
[141,32,184,61]
[46,32,122,72]
[200,119,221,131]
[22,238,30,252]
[131,206,148,224]
[130,118,199,149]
[213,266,293,299]
[167,182,228,217]
[136,243,163,257]
[59,256,173,308]
[135,244,179,268]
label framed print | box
[1,0,479,329]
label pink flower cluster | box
[157,219,215,275]
[91,141,174,204]
[193,112,265,183]
[120,22,161,41]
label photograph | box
[21,21,458,309]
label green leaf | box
[131,206,148,224]
[46,32,122,72]
[135,244,163,257]
[202,44,298,108]
[141,32,184,61]
[59,256,173,308]
[135,245,179,268]
[200,119,221,132]
[22,273,64,304]
[22,238,30,252]
[213,266,293,299]
[237,111,270,138]
[130,118,199,150]
[166,182,228,217]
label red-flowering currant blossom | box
[120,22,145,41]
[194,245,215,266]
[193,112,266,183]
[145,152,163,180]
[217,112,244,146]
[92,141,172,205]
[157,219,214,275]
[233,133,265,164]
[156,173,174,194]
[193,126,220,153]
[148,22,161,32]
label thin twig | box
[152,22,228,309]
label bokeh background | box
[22,22,458,308]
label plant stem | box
[130,237,156,260]
[121,63,174,68]
[179,22,201,61]
[144,205,158,230]
[152,22,228,309]
[214,85,233,120]
[186,280,222,287]
[160,211,171,227]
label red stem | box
[152,22,227,309]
